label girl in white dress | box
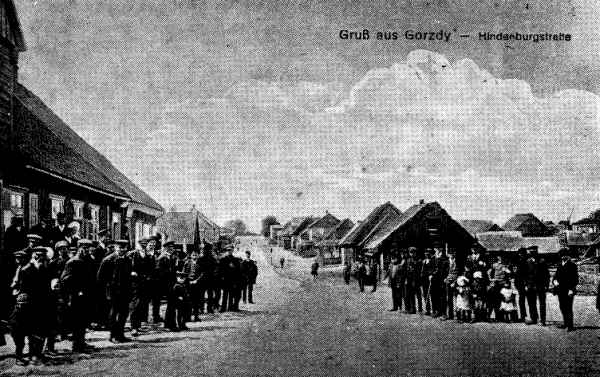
[455,276,472,323]
[499,280,518,322]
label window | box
[89,204,99,240]
[135,222,143,245]
[143,223,151,238]
[112,212,121,240]
[72,200,84,219]
[2,188,25,231]
[28,194,39,228]
[10,193,23,209]
[49,195,65,219]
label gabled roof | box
[14,84,163,213]
[279,217,311,236]
[304,212,340,231]
[292,216,319,236]
[459,220,503,236]
[503,213,546,232]
[572,216,600,226]
[323,218,355,241]
[156,209,220,244]
[340,202,403,246]
[362,202,475,250]
[477,231,562,254]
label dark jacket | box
[15,262,51,305]
[4,225,26,253]
[155,252,175,285]
[96,252,132,300]
[433,255,449,282]
[220,254,242,286]
[61,255,94,298]
[241,259,258,284]
[553,260,578,295]
[524,257,550,291]
[387,263,403,288]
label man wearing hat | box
[60,239,95,352]
[9,246,51,366]
[552,248,578,331]
[46,241,70,354]
[97,240,133,342]
[513,247,529,322]
[524,245,550,326]
[157,240,177,328]
[145,236,163,323]
[129,237,154,336]
[219,246,242,312]
[241,251,258,305]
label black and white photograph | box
[1,0,600,375]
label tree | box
[261,216,279,237]
[224,219,248,236]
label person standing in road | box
[241,251,258,304]
[61,239,96,352]
[524,246,550,326]
[405,248,421,314]
[280,257,285,268]
[386,256,403,311]
[158,241,177,328]
[183,249,202,322]
[128,238,154,336]
[513,248,529,322]
[199,247,218,314]
[219,246,242,312]
[441,250,460,321]
[420,249,435,316]
[96,240,133,343]
[311,260,319,280]
[343,263,351,285]
[552,248,578,332]
[432,248,449,318]
[357,260,367,292]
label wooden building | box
[297,212,340,257]
[502,213,551,237]
[339,201,403,266]
[315,218,354,265]
[359,201,475,274]
[0,0,163,249]
[155,205,221,251]
[459,220,503,237]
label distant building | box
[459,220,503,237]
[502,213,551,237]
[315,218,355,265]
[269,224,283,240]
[476,231,562,261]
[572,217,600,234]
[156,205,220,250]
[297,212,341,256]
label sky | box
[14,0,600,230]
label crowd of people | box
[0,214,258,367]
[344,244,579,331]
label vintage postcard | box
[0,0,599,376]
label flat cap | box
[163,240,175,247]
[54,240,69,249]
[77,239,93,247]
[26,233,43,241]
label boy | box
[171,272,190,331]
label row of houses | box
[271,201,600,274]
[0,0,164,249]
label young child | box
[171,272,190,331]
[455,276,472,323]
[471,271,488,322]
[499,280,518,323]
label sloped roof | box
[279,217,310,236]
[340,202,403,246]
[362,202,429,250]
[477,231,562,254]
[565,231,596,247]
[323,218,355,241]
[572,216,600,226]
[503,213,545,231]
[459,220,503,236]
[305,213,340,230]
[293,216,319,236]
[3,0,26,51]
[14,84,163,212]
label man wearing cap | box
[219,246,242,312]
[524,245,550,326]
[46,241,70,353]
[158,241,177,329]
[128,237,154,336]
[183,249,202,321]
[241,251,258,305]
[9,247,51,365]
[198,246,218,314]
[552,248,578,331]
[145,236,163,323]
[97,240,133,342]
[60,239,95,352]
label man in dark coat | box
[552,248,578,331]
[386,256,403,311]
[405,247,421,313]
[241,251,258,304]
[9,247,51,366]
[219,247,242,312]
[128,239,154,336]
[432,248,449,318]
[60,239,95,352]
[97,240,132,342]
[524,246,550,326]
[356,259,367,292]
[144,236,162,323]
[199,247,218,314]
[4,216,26,254]
[183,249,203,321]
[46,241,70,353]
[159,241,178,329]
[30,218,53,247]
[513,247,529,322]
[49,213,68,246]
[420,249,435,315]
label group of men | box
[0,214,258,366]
[347,243,579,331]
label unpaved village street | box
[2,236,600,376]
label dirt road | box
[2,237,600,376]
